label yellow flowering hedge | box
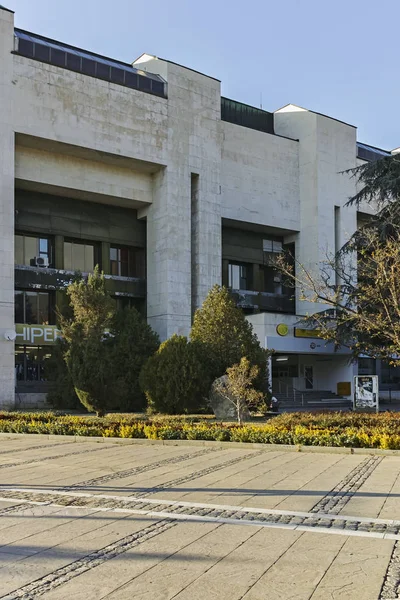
[2,411,400,449]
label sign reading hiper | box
[354,375,379,413]
[15,324,62,346]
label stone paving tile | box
[0,512,158,597]
[311,536,394,600]
[1,438,400,599]
[170,527,301,600]
[240,532,346,600]
[30,521,219,600]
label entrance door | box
[304,366,314,390]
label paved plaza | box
[1,437,400,599]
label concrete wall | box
[221,122,300,231]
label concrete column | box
[101,242,110,274]
[274,106,358,316]
[0,7,15,408]
[54,235,64,270]
[146,167,192,340]
[190,170,221,314]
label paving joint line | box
[1,489,400,541]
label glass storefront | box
[15,345,52,384]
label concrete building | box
[0,6,396,408]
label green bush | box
[139,335,212,414]
[191,285,271,393]
[108,307,159,411]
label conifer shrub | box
[139,335,212,414]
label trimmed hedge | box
[2,411,400,449]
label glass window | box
[261,265,283,295]
[14,291,50,324]
[228,263,249,290]
[15,234,52,267]
[263,239,283,253]
[15,345,52,383]
[110,246,145,278]
[64,241,96,273]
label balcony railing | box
[15,266,146,297]
[230,289,295,314]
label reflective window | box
[15,234,52,267]
[261,265,283,295]
[228,263,249,290]
[64,241,96,273]
[15,345,52,382]
[14,291,51,325]
[262,239,283,253]
[110,246,145,278]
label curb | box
[1,432,400,456]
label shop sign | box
[354,375,379,413]
[15,324,62,346]
[294,328,322,339]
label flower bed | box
[2,411,400,449]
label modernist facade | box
[0,6,396,408]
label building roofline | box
[275,103,357,129]
[134,52,220,82]
[0,5,14,13]
[357,141,391,154]
[222,96,273,114]
[14,27,135,69]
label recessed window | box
[110,67,125,84]
[263,239,283,253]
[228,262,250,290]
[64,240,98,273]
[81,57,96,76]
[15,291,51,325]
[17,38,34,58]
[50,47,66,67]
[110,246,145,278]
[151,80,165,96]
[96,62,110,80]
[66,53,81,71]
[34,43,50,62]
[125,72,138,89]
[15,234,52,267]
[138,75,151,92]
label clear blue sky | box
[5,0,399,149]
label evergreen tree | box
[109,307,159,411]
[61,267,115,416]
[190,285,270,392]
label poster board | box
[353,376,379,413]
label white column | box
[0,7,15,408]
[146,167,192,340]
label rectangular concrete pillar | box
[0,6,16,408]
[274,106,358,316]
[146,167,192,340]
